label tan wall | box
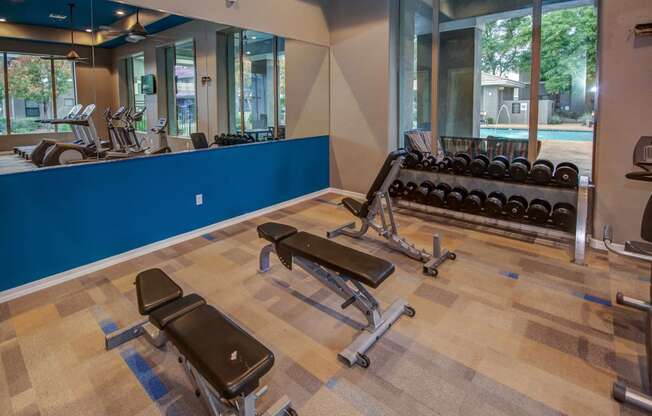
[285,39,330,139]
[0,38,115,151]
[120,0,329,47]
[328,0,394,192]
[593,0,652,243]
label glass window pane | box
[0,53,5,134]
[277,37,286,138]
[399,0,433,147]
[132,54,147,131]
[230,31,242,134]
[536,3,597,177]
[174,40,196,137]
[54,61,76,133]
[243,31,274,138]
[478,13,532,142]
[7,53,54,134]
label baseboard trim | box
[1,187,345,303]
[327,187,366,199]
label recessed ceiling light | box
[251,36,257,40]
[246,51,251,55]
[0,18,6,23]
[116,10,125,16]
[85,28,92,32]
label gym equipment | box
[104,268,295,416]
[462,189,486,213]
[469,155,489,177]
[484,192,507,218]
[328,149,455,276]
[404,181,419,201]
[505,195,528,220]
[527,198,552,224]
[509,157,531,182]
[446,186,468,211]
[259,222,415,367]
[452,152,471,174]
[436,156,453,172]
[146,118,172,154]
[554,162,579,188]
[28,104,85,165]
[190,132,218,149]
[605,136,652,412]
[404,151,423,170]
[552,203,576,231]
[487,156,510,178]
[413,181,436,204]
[426,183,451,207]
[424,155,437,170]
[531,159,554,185]
[388,179,404,198]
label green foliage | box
[486,117,495,124]
[7,56,73,107]
[481,6,597,95]
[549,114,563,125]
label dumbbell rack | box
[397,169,592,265]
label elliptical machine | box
[604,136,652,412]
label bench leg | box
[259,243,274,273]
[338,298,412,368]
[327,221,361,239]
[105,319,147,350]
[422,234,456,277]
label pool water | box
[480,128,593,142]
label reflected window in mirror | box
[163,39,197,137]
[277,37,286,139]
[1,52,76,135]
[119,53,147,132]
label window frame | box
[1,51,77,135]
[161,39,198,137]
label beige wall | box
[593,0,652,243]
[121,0,329,47]
[0,38,115,151]
[328,0,395,192]
[285,39,330,139]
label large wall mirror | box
[0,0,330,174]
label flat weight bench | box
[104,268,295,416]
[327,149,455,276]
[257,222,415,368]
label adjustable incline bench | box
[258,222,415,368]
[327,149,455,276]
[104,268,295,416]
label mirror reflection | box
[0,0,329,174]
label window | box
[226,30,285,140]
[163,40,197,137]
[119,53,147,132]
[0,52,76,135]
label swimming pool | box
[480,128,593,142]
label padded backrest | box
[191,132,209,149]
[365,149,409,201]
[642,195,652,242]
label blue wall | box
[0,136,329,291]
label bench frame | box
[259,244,414,368]
[327,153,455,276]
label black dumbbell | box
[554,162,579,188]
[484,192,507,218]
[509,157,531,182]
[404,182,419,201]
[506,195,528,220]
[423,156,437,171]
[437,156,453,172]
[452,153,471,175]
[527,198,552,224]
[413,181,436,204]
[426,183,451,207]
[469,155,490,177]
[488,156,510,178]
[462,189,487,213]
[404,152,421,169]
[552,202,577,231]
[389,179,404,198]
[531,159,555,185]
[446,186,468,210]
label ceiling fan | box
[40,3,89,63]
[100,9,172,44]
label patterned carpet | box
[0,193,648,415]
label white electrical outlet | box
[196,194,203,206]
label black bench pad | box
[342,198,367,218]
[257,222,298,243]
[166,305,274,399]
[148,294,206,330]
[136,268,183,315]
[281,232,394,288]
